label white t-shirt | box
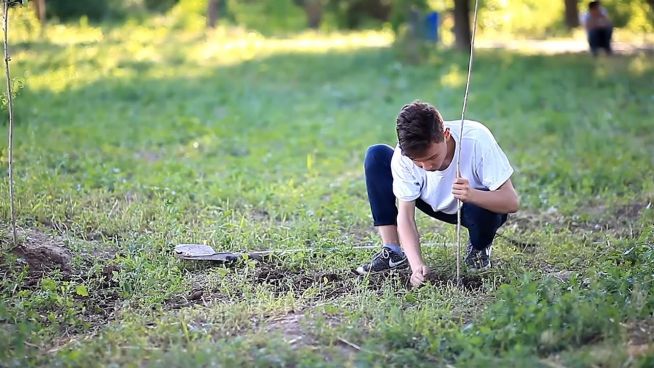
[391,120,514,214]
[580,7,609,28]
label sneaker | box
[355,247,408,275]
[465,244,492,270]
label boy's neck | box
[442,135,456,169]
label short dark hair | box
[395,101,445,158]
[588,1,600,10]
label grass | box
[0,17,653,367]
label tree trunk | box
[453,0,471,52]
[304,0,322,29]
[33,0,46,26]
[207,0,219,29]
[564,0,579,28]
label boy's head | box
[396,101,445,156]
[588,1,600,12]
[396,101,451,171]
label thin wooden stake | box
[3,0,17,246]
[456,0,480,286]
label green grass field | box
[1,20,653,367]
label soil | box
[167,260,484,311]
[627,317,654,346]
[505,200,651,241]
[265,312,313,346]
[4,228,73,279]
[1,226,121,335]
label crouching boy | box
[356,101,519,287]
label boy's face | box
[409,129,451,172]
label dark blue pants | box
[364,144,507,251]
[588,27,613,56]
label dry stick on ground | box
[2,0,17,246]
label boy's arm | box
[586,14,611,30]
[397,200,430,286]
[453,177,519,214]
[397,200,422,267]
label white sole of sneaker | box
[354,263,409,276]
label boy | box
[356,101,519,287]
[581,1,613,56]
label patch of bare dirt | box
[262,310,359,362]
[1,226,122,333]
[507,200,651,240]
[165,287,212,309]
[167,260,484,310]
[12,230,73,278]
[265,312,314,346]
[1,227,75,281]
[254,265,351,298]
[425,270,484,291]
[627,317,654,346]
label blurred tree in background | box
[207,0,219,27]
[564,0,579,28]
[294,0,324,28]
[453,0,471,51]
[206,0,229,28]
[33,0,45,25]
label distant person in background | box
[581,1,613,56]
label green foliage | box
[0,267,38,367]
[480,0,566,37]
[5,0,28,7]
[479,0,654,36]
[46,0,113,21]
[389,0,428,34]
[600,0,654,32]
[325,0,392,28]
[230,0,307,34]
[46,0,179,22]
[23,0,654,37]
[353,243,654,364]
[476,276,620,354]
[143,0,179,13]
[165,0,206,29]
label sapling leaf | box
[75,284,89,297]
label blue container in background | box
[425,11,439,42]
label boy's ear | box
[444,128,451,139]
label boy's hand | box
[410,264,431,288]
[452,177,473,202]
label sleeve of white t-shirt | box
[391,152,422,202]
[475,138,514,191]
